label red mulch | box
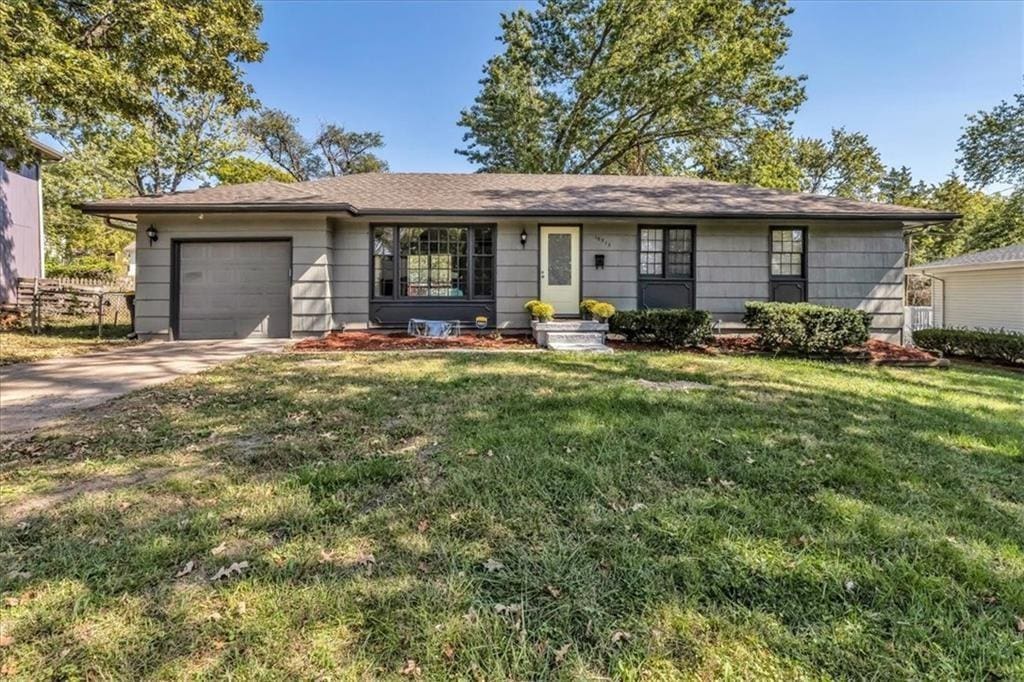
[292,331,535,352]
[863,339,936,363]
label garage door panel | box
[177,241,291,339]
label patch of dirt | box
[292,331,535,352]
[862,340,937,363]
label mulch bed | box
[292,331,535,352]
[294,331,944,367]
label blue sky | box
[248,0,1022,184]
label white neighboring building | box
[907,243,1024,333]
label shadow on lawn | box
[1,351,1021,678]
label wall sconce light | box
[146,225,159,245]
[595,254,605,269]
[520,228,528,248]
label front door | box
[540,225,580,315]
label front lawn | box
[0,321,135,366]
[1,352,1021,679]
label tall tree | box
[957,88,1024,188]
[0,0,265,162]
[243,109,388,181]
[210,156,295,185]
[457,0,806,174]
[877,166,931,206]
[97,91,245,196]
[793,128,884,200]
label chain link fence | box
[9,277,135,338]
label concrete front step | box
[532,319,612,352]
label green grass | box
[1,351,1022,679]
[0,320,135,366]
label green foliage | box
[211,156,295,185]
[957,88,1024,188]
[45,257,118,280]
[696,126,884,200]
[743,301,871,354]
[609,309,713,347]
[242,109,388,181]
[457,0,805,174]
[0,0,265,161]
[42,145,133,267]
[913,327,1024,365]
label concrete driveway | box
[0,339,288,440]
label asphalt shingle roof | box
[910,243,1024,271]
[81,172,959,221]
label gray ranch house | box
[81,173,956,342]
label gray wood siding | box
[495,220,538,329]
[582,222,637,311]
[331,219,370,328]
[807,222,905,332]
[132,214,332,339]
[694,222,770,321]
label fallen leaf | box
[463,608,479,624]
[210,561,249,582]
[235,601,247,615]
[319,549,335,563]
[117,501,132,511]
[175,560,195,578]
[745,457,756,464]
[482,558,504,572]
[417,518,430,533]
[630,502,646,511]
[16,522,29,531]
[546,585,561,598]
[564,446,573,453]
[4,597,19,607]
[442,642,456,661]
[417,561,430,574]
[611,630,632,644]
[485,449,495,458]
[712,438,727,446]
[494,603,522,615]
[400,659,422,677]
[554,643,571,664]
[1015,616,1024,633]
[6,571,30,581]
[844,579,856,593]
[354,552,376,567]
[0,633,13,647]
[211,542,228,556]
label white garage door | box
[177,241,291,339]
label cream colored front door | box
[539,225,580,315]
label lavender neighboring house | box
[1,138,63,304]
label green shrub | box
[45,257,118,280]
[744,301,871,354]
[531,302,555,322]
[913,327,1024,364]
[589,302,616,321]
[609,308,713,348]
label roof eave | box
[77,203,961,223]
[907,260,1024,275]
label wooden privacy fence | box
[15,277,135,335]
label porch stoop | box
[531,320,612,352]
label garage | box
[174,240,292,339]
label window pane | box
[667,229,692,277]
[771,228,803,276]
[547,233,572,286]
[472,227,494,297]
[373,227,394,297]
[640,228,664,277]
[399,227,468,297]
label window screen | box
[771,228,804,277]
[640,227,693,278]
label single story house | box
[906,243,1024,333]
[1,138,63,304]
[80,173,957,341]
